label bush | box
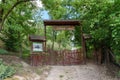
[116,55,120,63]
[0,27,21,52]
[0,59,15,80]
[118,71,120,78]
[0,49,8,55]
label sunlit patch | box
[32,0,43,8]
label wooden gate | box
[30,49,83,66]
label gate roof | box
[29,35,46,42]
[43,20,80,26]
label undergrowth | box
[0,59,15,80]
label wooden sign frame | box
[52,26,75,30]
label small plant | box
[118,71,120,77]
[0,59,15,80]
[116,55,120,63]
[0,49,8,55]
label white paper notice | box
[33,42,43,52]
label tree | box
[71,0,120,61]
[0,0,37,54]
[0,0,35,31]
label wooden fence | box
[30,49,83,66]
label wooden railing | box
[107,49,120,67]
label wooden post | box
[106,49,110,64]
[81,24,86,64]
[83,36,86,64]
[44,24,46,52]
[29,35,46,66]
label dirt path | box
[0,55,119,80]
[45,63,119,80]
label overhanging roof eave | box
[43,20,80,26]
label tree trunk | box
[18,33,22,58]
[97,47,102,64]
[19,44,23,58]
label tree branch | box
[0,0,35,31]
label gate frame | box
[43,20,86,64]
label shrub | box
[118,71,120,78]
[0,27,21,52]
[0,59,15,80]
[116,55,120,63]
[0,49,8,55]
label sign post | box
[33,42,43,52]
[29,35,46,66]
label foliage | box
[0,59,15,80]
[45,26,73,50]
[22,48,30,59]
[74,0,120,58]
[56,31,70,49]
[42,0,120,61]
[42,0,82,48]
[0,48,8,55]
[118,71,120,77]
[0,26,21,51]
[41,0,67,19]
[0,0,119,63]
[0,0,37,52]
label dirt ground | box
[45,63,119,80]
[0,55,120,80]
[9,63,120,80]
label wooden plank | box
[53,26,75,30]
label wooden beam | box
[52,26,75,30]
[43,20,80,26]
